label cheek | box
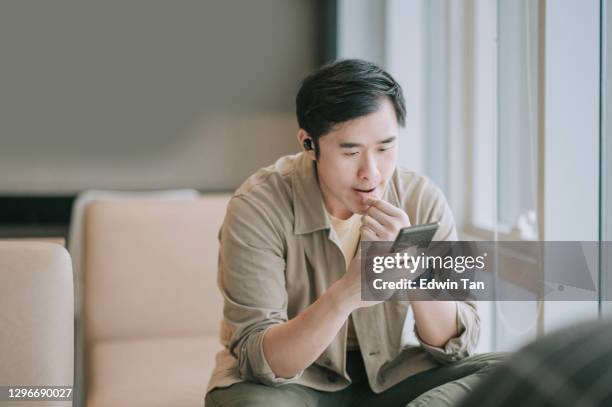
[379,158,396,180]
[330,159,356,177]
[381,149,397,177]
[320,160,352,188]
[332,164,360,193]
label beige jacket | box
[207,153,479,394]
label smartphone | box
[390,222,439,252]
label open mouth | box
[353,186,377,193]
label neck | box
[316,172,353,220]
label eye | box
[344,151,359,157]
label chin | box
[350,201,371,215]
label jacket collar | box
[292,153,401,235]
[292,153,330,235]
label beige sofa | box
[82,196,230,407]
[69,189,201,407]
[0,241,74,407]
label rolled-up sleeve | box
[218,195,302,386]
[414,300,480,363]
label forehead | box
[323,99,399,144]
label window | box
[337,0,603,350]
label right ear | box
[297,129,316,161]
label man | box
[205,59,502,406]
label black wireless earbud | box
[303,138,314,151]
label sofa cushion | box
[0,242,73,407]
[87,335,222,407]
[84,196,230,342]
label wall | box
[0,0,323,194]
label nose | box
[357,151,380,182]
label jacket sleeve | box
[414,300,480,363]
[218,196,303,386]
[412,180,481,363]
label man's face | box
[315,98,399,219]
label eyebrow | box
[339,136,397,148]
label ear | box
[297,129,316,161]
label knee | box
[470,351,510,371]
[206,389,268,407]
[205,387,271,407]
[467,351,509,363]
[205,383,309,407]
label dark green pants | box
[205,351,506,407]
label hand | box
[330,198,411,312]
[360,197,411,242]
[331,252,383,312]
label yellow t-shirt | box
[328,212,362,351]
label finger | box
[366,204,395,228]
[361,215,386,236]
[367,198,406,219]
[360,226,378,242]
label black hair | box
[296,59,406,156]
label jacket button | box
[327,371,338,383]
